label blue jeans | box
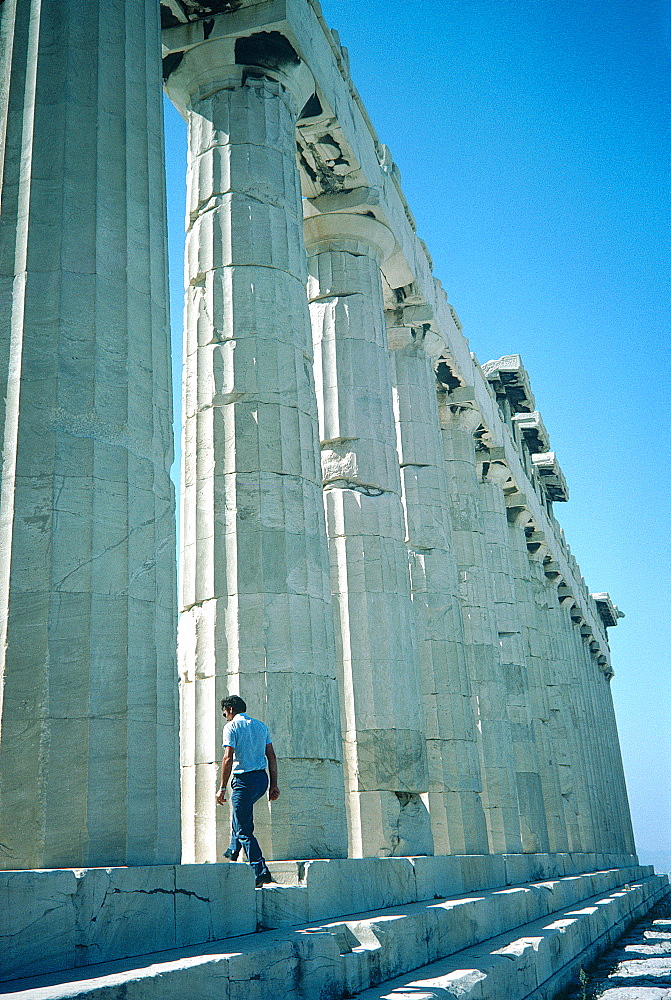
[228,769,269,878]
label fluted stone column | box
[573,624,615,848]
[575,624,630,853]
[439,399,523,853]
[558,595,603,849]
[166,36,348,862]
[595,668,636,854]
[304,212,432,858]
[0,0,180,868]
[529,546,586,851]
[478,463,552,853]
[503,510,569,852]
[388,326,488,855]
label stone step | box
[351,876,671,1000]
[0,852,640,982]
[1,868,665,1000]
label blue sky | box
[163,0,670,867]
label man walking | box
[216,695,279,887]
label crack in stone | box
[53,515,157,592]
[323,479,389,497]
[109,887,211,903]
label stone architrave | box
[387,323,489,855]
[439,399,523,854]
[304,211,432,858]
[165,34,348,863]
[0,0,180,868]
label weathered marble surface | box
[1,862,665,999]
[0,0,180,870]
[305,212,430,858]
[165,36,348,863]
[0,0,638,893]
[0,863,255,981]
[388,328,489,857]
[1,855,646,983]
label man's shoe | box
[255,870,274,888]
[223,849,239,861]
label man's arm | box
[266,743,280,801]
[216,746,235,805]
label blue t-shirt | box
[222,713,272,774]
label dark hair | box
[221,695,246,715]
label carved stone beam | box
[532,451,569,502]
[481,354,536,413]
[512,411,551,454]
[591,592,625,628]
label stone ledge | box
[262,853,642,925]
[352,876,670,1000]
[0,863,255,982]
[0,866,664,999]
[0,853,643,984]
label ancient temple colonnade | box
[0,0,635,869]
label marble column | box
[575,623,631,853]
[594,667,636,854]
[304,211,432,858]
[0,0,180,868]
[573,622,616,848]
[165,36,348,862]
[387,324,489,855]
[529,545,586,851]
[439,398,523,854]
[503,512,569,852]
[556,595,601,850]
[478,463,552,853]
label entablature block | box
[481,355,535,413]
[512,411,550,454]
[591,592,625,628]
[532,451,569,501]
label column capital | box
[164,34,315,115]
[481,455,511,489]
[525,529,551,560]
[303,212,396,262]
[503,489,533,527]
[438,386,483,434]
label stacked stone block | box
[165,37,348,863]
[304,211,430,857]
[0,0,179,869]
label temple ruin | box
[0,1,666,998]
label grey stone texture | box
[0,859,667,998]
[0,0,179,869]
[164,40,348,864]
[0,0,641,903]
